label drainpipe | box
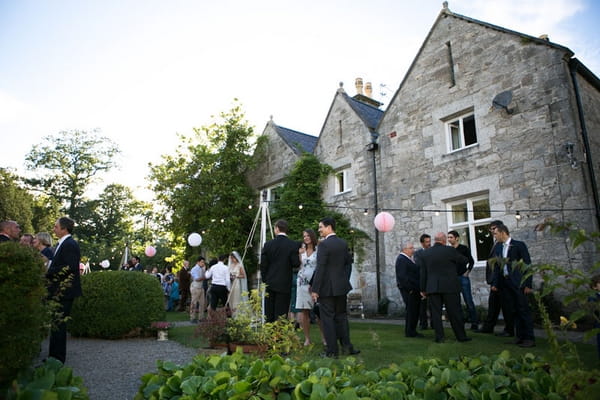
[367,134,381,302]
[569,59,600,228]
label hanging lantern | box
[374,212,395,232]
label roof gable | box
[274,124,317,155]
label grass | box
[167,317,600,370]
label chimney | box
[365,82,372,98]
[355,77,363,95]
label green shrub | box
[0,242,49,387]
[69,271,165,339]
[4,357,89,400]
[135,350,597,399]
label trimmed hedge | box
[70,270,165,339]
[0,242,48,387]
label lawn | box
[166,312,600,370]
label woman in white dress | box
[227,251,248,316]
[296,228,322,346]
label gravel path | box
[37,335,205,400]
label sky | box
[1,0,599,202]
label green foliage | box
[69,271,165,339]
[0,242,49,387]
[4,358,89,400]
[269,154,370,261]
[134,350,586,400]
[150,100,258,271]
[0,168,35,232]
[24,129,120,217]
[271,153,332,238]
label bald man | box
[418,232,471,343]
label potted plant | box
[150,321,171,341]
[226,285,302,355]
[195,307,229,349]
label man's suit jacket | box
[311,234,352,297]
[395,254,419,292]
[260,234,301,293]
[178,267,191,291]
[419,243,468,294]
[47,236,82,300]
[485,241,501,284]
[0,234,10,242]
[491,239,532,289]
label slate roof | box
[345,94,384,133]
[274,125,318,155]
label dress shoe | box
[406,333,425,338]
[342,347,361,355]
[457,337,472,342]
[518,340,536,348]
[495,331,513,337]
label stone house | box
[248,4,600,313]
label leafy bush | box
[0,242,49,387]
[4,357,88,400]
[69,270,165,339]
[135,350,598,399]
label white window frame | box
[445,111,477,152]
[446,194,493,267]
[334,169,351,195]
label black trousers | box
[400,288,421,336]
[264,288,290,323]
[319,295,353,355]
[419,298,429,328]
[209,284,228,310]
[428,292,468,341]
[502,284,534,341]
[49,299,73,364]
[482,288,514,333]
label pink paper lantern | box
[374,212,395,232]
[145,245,157,257]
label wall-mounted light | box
[565,142,579,169]
[363,208,368,216]
[435,211,440,216]
[515,211,522,220]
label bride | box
[227,251,248,316]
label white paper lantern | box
[187,232,202,247]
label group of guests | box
[1,217,83,364]
[260,218,359,357]
[396,220,537,347]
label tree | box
[150,101,261,269]
[271,154,369,260]
[76,184,144,268]
[0,168,34,232]
[24,129,120,218]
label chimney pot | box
[355,77,363,95]
[365,82,372,98]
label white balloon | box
[100,259,110,269]
[188,232,202,247]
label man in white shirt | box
[205,254,231,313]
[190,257,207,323]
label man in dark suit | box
[260,219,301,322]
[419,232,471,343]
[395,241,423,338]
[0,220,21,242]
[413,233,431,329]
[47,216,82,363]
[447,230,479,331]
[132,256,143,272]
[177,260,191,312]
[311,217,359,357]
[480,220,514,336]
[490,224,535,347]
